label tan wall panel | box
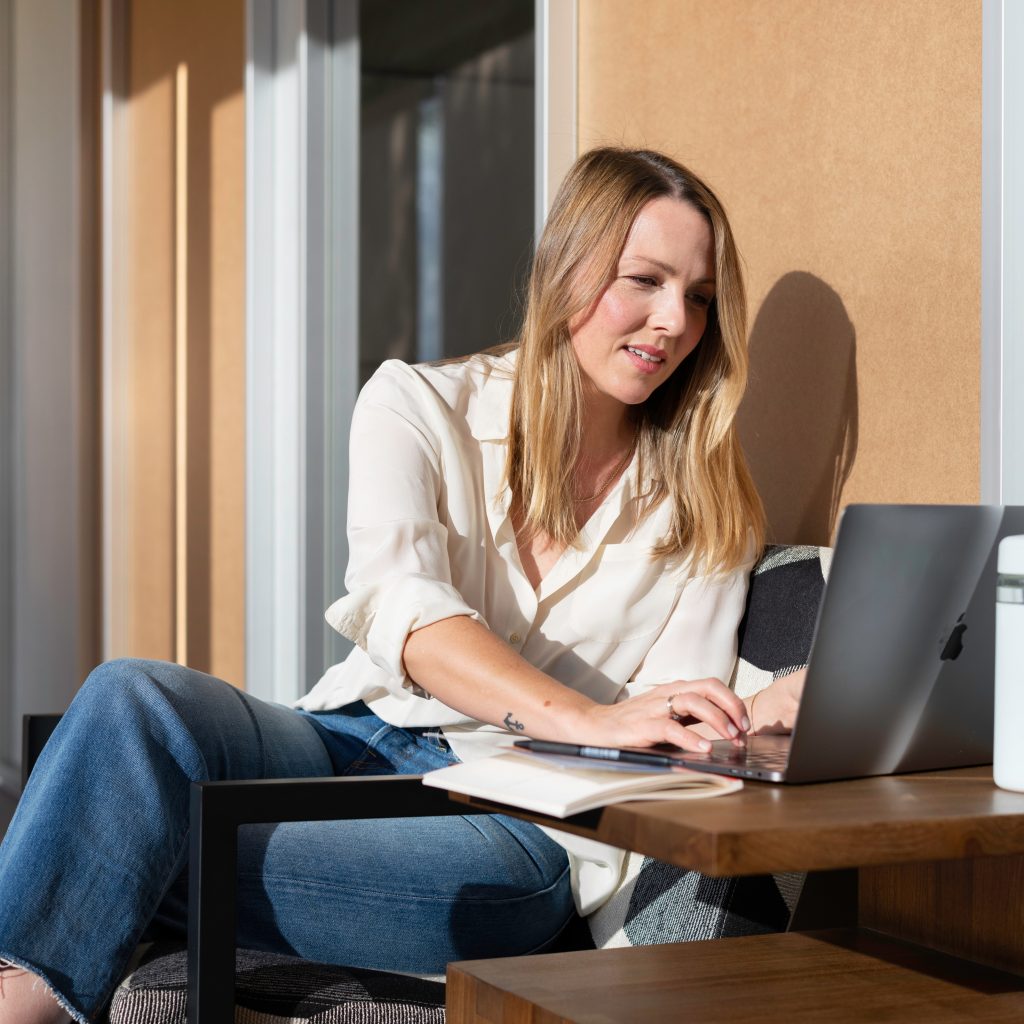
[115,0,245,684]
[206,89,246,685]
[123,66,176,657]
[579,0,981,544]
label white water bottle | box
[994,535,1024,791]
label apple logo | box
[939,613,967,661]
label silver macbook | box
[676,504,1024,783]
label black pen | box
[514,739,679,767]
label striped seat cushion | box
[107,944,445,1024]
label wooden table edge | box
[446,766,1024,876]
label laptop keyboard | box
[704,744,790,770]
[734,749,790,769]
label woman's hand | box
[575,678,751,753]
[746,669,806,734]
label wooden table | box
[445,766,1024,1023]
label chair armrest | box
[21,714,63,790]
[187,774,479,1024]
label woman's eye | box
[627,275,658,287]
[688,292,713,308]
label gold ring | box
[667,693,684,721]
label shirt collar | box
[468,349,517,443]
[468,347,650,597]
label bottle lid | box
[998,535,1024,574]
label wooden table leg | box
[859,853,1024,975]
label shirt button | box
[509,632,521,644]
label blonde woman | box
[0,148,803,1024]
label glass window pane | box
[359,0,534,383]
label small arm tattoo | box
[503,712,525,732]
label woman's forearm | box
[403,615,751,751]
[402,615,595,740]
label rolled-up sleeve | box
[325,365,486,693]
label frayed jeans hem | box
[0,950,89,1023]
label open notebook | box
[422,750,740,818]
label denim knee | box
[71,658,332,783]
[75,658,237,740]
[78,658,193,710]
[60,660,205,777]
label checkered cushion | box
[107,944,445,1024]
[733,544,832,700]
[587,544,831,949]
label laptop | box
[674,504,1024,783]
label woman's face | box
[570,196,716,412]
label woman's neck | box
[578,389,635,462]
[572,391,637,514]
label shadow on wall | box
[737,272,859,547]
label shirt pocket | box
[568,543,679,642]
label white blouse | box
[297,350,753,913]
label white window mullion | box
[982,0,1024,506]
[247,0,302,702]
[101,0,128,664]
[245,0,274,700]
[246,0,359,702]
[325,0,359,674]
[982,0,1003,504]
[272,3,304,698]
[535,0,577,235]
[1001,1,1024,504]
[301,2,325,687]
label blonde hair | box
[508,147,765,576]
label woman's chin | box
[613,381,661,407]
[584,369,664,410]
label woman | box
[0,147,803,1024]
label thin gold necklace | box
[575,441,636,503]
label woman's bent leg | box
[232,811,575,974]
[207,709,574,974]
[154,708,576,974]
[0,659,335,1023]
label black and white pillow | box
[732,544,832,701]
[588,544,831,949]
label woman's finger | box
[664,719,713,752]
[660,679,749,732]
[690,677,750,730]
[666,692,739,741]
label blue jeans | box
[0,659,573,1023]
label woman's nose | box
[649,290,686,335]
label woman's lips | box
[623,345,666,374]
